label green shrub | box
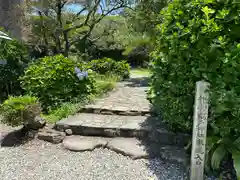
[0,32,29,101]
[149,0,240,177]
[0,96,41,127]
[123,37,153,68]
[44,74,119,123]
[88,58,130,79]
[126,44,150,68]
[20,54,96,110]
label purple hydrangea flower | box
[75,67,88,80]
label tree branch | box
[68,0,129,48]
[64,0,100,33]
[37,11,49,48]
[70,7,87,22]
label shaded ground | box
[0,124,25,147]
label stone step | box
[62,136,189,166]
[55,113,190,147]
[80,105,152,116]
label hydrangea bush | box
[20,55,96,110]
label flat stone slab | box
[63,136,108,152]
[106,138,148,159]
[56,113,190,147]
[61,136,188,164]
[56,113,149,130]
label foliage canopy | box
[149,0,240,177]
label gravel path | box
[86,76,151,112]
[0,138,187,180]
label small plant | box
[44,102,82,124]
[204,135,240,179]
[20,54,96,110]
[0,96,41,127]
[88,58,130,79]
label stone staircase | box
[55,113,189,147]
[54,75,190,165]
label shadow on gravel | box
[138,111,189,180]
[124,77,150,87]
[1,127,34,147]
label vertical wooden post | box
[190,81,210,180]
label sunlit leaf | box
[0,31,12,40]
[202,6,215,16]
[233,137,240,151]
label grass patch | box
[131,68,150,76]
[43,102,81,124]
[95,74,120,94]
[44,74,120,123]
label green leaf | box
[206,136,221,149]
[231,149,240,179]
[211,144,227,170]
[205,147,212,173]
[202,6,215,16]
[205,136,221,173]
[233,137,240,151]
[233,0,240,4]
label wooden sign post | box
[190,81,210,180]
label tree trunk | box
[38,11,49,55]
[54,32,62,54]
[63,32,69,57]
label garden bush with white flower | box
[20,54,96,110]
